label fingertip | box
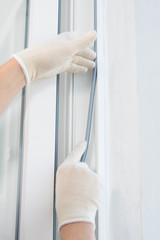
[76,48,96,61]
[92,51,97,60]
[83,67,88,73]
[73,30,97,51]
[89,30,97,39]
[65,141,87,163]
[90,61,96,69]
[74,141,87,156]
[86,30,97,45]
[67,63,88,74]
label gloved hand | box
[56,141,102,233]
[13,31,97,84]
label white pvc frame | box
[19,1,110,239]
[20,1,58,239]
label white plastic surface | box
[96,0,143,239]
[20,1,58,239]
[135,0,160,239]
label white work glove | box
[13,31,97,84]
[56,141,102,233]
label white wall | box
[135,0,160,239]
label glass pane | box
[0,1,27,239]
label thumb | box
[72,31,97,51]
[65,141,87,163]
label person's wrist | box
[12,54,30,85]
[57,201,96,233]
[10,57,26,86]
[60,222,95,240]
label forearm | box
[60,222,96,240]
[0,57,26,115]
